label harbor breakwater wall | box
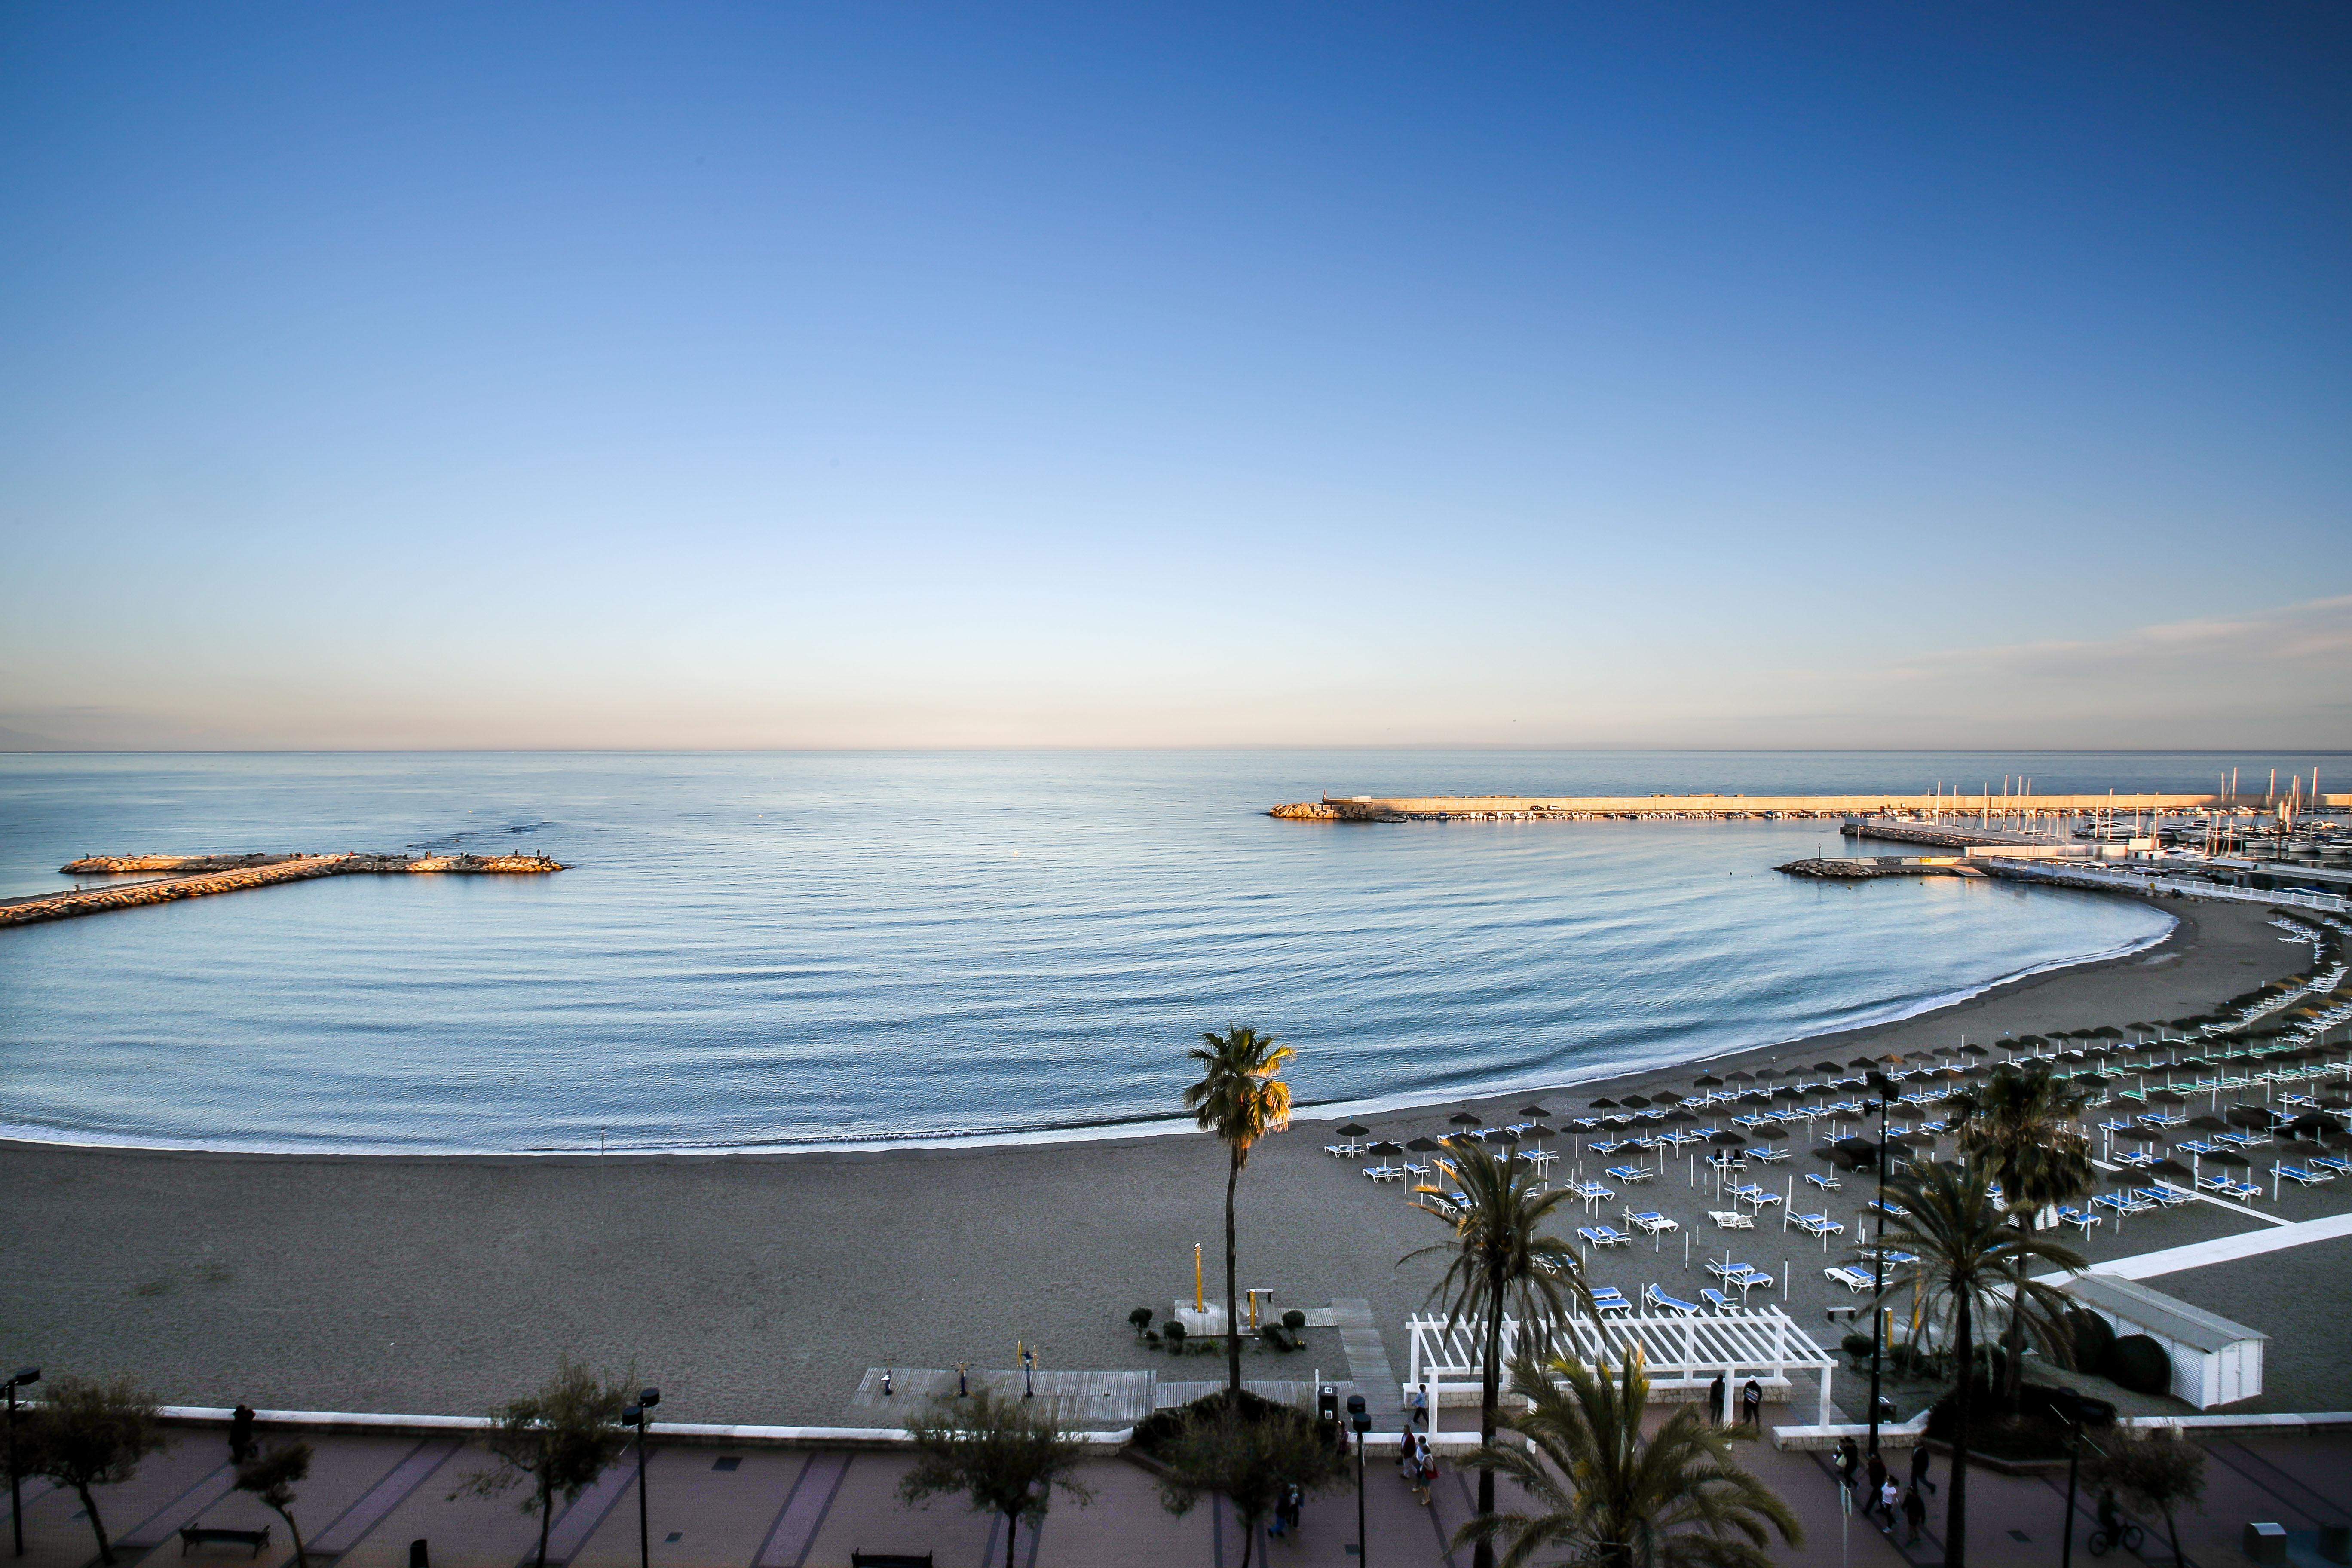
[1271,792,2352,822]
[3,851,567,929]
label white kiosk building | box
[2062,1274,2265,1410]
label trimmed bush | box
[2104,1335,2172,1396]
[2067,1309,2116,1373]
[1163,1320,1188,1354]
[1841,1332,1872,1361]
[1281,1309,1306,1332]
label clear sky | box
[2,3,2346,749]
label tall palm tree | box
[1183,1024,1295,1400]
[1460,1350,1801,1568]
[1407,1141,1595,1568]
[1949,1063,2095,1406]
[1867,1158,2084,1568]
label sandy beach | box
[4,892,2337,1428]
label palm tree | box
[1407,1141,1596,1568]
[1950,1063,2095,1406]
[1182,1024,1295,1400]
[1867,1158,2084,1568]
[1460,1351,1801,1568]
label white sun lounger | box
[1700,1287,1739,1314]
[2310,1154,2352,1176]
[1706,1210,1754,1230]
[2275,1164,2334,1185]
[1804,1172,1841,1191]
[1587,1286,1633,1317]
[1578,1226,1631,1249]
[1623,1210,1679,1234]
[2058,1205,2104,1230]
[1605,1164,1655,1185]
[1790,1213,1844,1237]
[1824,1266,1876,1293]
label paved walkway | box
[1332,1298,1405,1428]
[2071,1208,2352,1279]
[9,1417,2348,1567]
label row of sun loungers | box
[1707,1210,1753,1229]
[1578,1225,1631,1249]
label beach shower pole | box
[8,1369,38,1558]
[621,1387,658,1568]
[1347,1394,1369,1564]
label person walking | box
[1834,1436,1861,1493]
[229,1403,257,1464]
[1877,1475,1901,1530]
[1709,1371,1728,1425]
[1279,1482,1302,1544]
[1740,1378,1763,1428]
[1865,1449,1888,1505]
[1413,1439,1435,1508]
[1909,1441,1936,1495]
[1901,1483,1927,1546]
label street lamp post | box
[619,1387,659,1568]
[1346,1394,1369,1564]
[7,1369,38,1560]
[1865,1072,1893,1458]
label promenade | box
[7,1411,2344,1567]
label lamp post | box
[619,1387,659,1568]
[2052,1390,2095,1568]
[7,1369,38,1559]
[1346,1393,1369,1564]
[1865,1072,1894,1458]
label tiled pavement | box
[5,1421,2346,1567]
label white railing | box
[1980,858,2350,914]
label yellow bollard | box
[1194,1243,1204,1312]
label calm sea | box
[3,750,2321,1155]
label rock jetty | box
[4,850,567,930]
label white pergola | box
[1405,1305,1839,1425]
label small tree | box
[450,1357,632,1568]
[235,1442,315,1568]
[2086,1427,2206,1568]
[1156,1400,1346,1568]
[1163,1320,1188,1354]
[1129,1308,1155,1339]
[21,1374,168,1566]
[900,1388,1092,1568]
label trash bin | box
[2244,1521,2287,1565]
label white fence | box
[1405,1307,1838,1424]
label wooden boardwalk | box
[848,1368,1155,1427]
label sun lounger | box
[1750,1145,1791,1162]
[2147,1181,2196,1206]
[1731,1185,1782,1208]
[2275,1163,2333,1186]
[1804,1171,1842,1191]
[2222,1179,2263,1201]
[1823,1266,1876,1293]
[1605,1164,1654,1185]
[1578,1226,1630,1249]
[2113,1149,2158,1169]
[1362,1165,1404,1182]
[1587,1286,1633,1317]
[1623,1209,1678,1234]
[1574,1181,1616,1203]
[1790,1212,1844,1237]
[1867,1198,1908,1217]
[2059,1205,2104,1230]
[2176,1138,2220,1156]
[1706,1210,1754,1230]
[1700,1287,1739,1314]
[1589,1139,1628,1155]
[1324,1143,1366,1158]
[2310,1154,2352,1176]
[1643,1283,1701,1317]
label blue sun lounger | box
[1578,1225,1631,1249]
[1605,1164,1654,1185]
[2276,1163,2334,1186]
[1700,1288,1739,1314]
[1823,1266,1876,1293]
[1643,1283,1701,1317]
[2059,1204,2104,1230]
[1804,1171,1842,1191]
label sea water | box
[0,750,2265,1153]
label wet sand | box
[3,894,2331,1427]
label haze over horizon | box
[4,4,2348,752]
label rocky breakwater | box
[1776,856,1964,880]
[3,850,567,929]
[1268,800,1381,821]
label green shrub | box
[1163,1320,1187,1354]
[1841,1332,1872,1361]
[1130,1307,1155,1338]
[2104,1335,2171,1396]
[1281,1310,1306,1332]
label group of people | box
[1397,1429,1437,1506]
[1835,1437,1935,1545]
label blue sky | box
[3,3,2346,747]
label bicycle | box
[2085,1522,2144,1557]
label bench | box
[852,1553,935,1568]
[180,1527,271,1557]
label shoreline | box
[0,884,2226,1164]
[0,894,2318,1427]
